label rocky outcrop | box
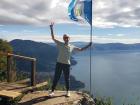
[19,91,95,105]
[79,93,95,105]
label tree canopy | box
[0,39,13,53]
[0,39,13,81]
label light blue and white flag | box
[68,0,92,25]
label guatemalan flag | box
[68,0,92,25]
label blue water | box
[71,51,140,105]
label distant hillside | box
[71,42,140,51]
[10,39,76,72]
[93,43,140,51]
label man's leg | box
[51,63,63,92]
[63,64,70,92]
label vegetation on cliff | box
[0,39,13,81]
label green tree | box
[0,39,13,81]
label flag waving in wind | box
[68,0,92,25]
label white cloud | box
[116,34,125,37]
[0,0,70,25]
[93,0,140,28]
[93,35,140,44]
[2,34,91,42]
[1,34,140,44]
[0,0,140,27]
[107,33,125,37]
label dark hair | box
[63,34,69,39]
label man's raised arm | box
[49,23,58,43]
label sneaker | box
[49,92,54,97]
[66,91,70,97]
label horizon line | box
[7,39,140,44]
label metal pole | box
[89,0,93,95]
[90,25,92,95]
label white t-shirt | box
[55,40,79,65]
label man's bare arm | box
[74,42,92,51]
[50,23,59,42]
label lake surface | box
[71,51,140,105]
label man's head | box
[63,34,70,43]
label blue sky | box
[0,0,140,43]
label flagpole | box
[89,0,93,96]
[90,24,92,95]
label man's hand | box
[88,42,92,47]
[85,42,92,49]
[50,22,58,42]
[50,22,54,29]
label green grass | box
[94,97,113,105]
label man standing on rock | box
[49,23,92,97]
